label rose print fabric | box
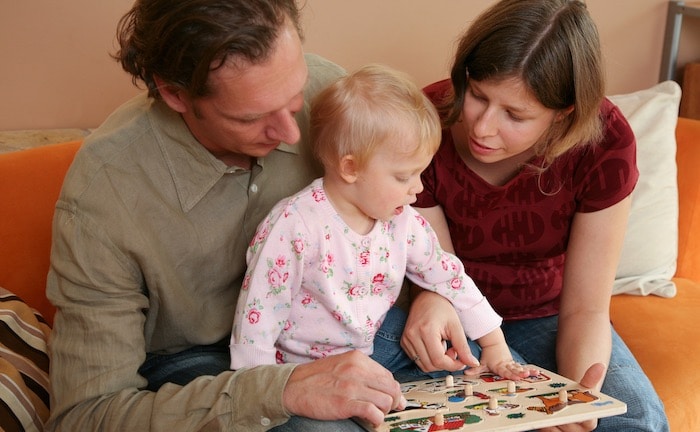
[230,178,501,369]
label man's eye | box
[236,118,260,125]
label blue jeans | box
[372,307,670,432]
[139,341,366,431]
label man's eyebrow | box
[226,89,306,122]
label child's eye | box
[396,177,410,183]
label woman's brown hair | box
[444,0,605,164]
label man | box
[46,1,404,430]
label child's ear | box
[339,155,359,183]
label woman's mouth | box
[469,137,498,156]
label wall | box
[1,0,699,131]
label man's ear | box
[154,76,188,114]
[338,155,359,184]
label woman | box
[396,0,669,430]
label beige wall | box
[2,0,699,130]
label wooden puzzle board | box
[355,366,626,432]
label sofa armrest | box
[0,141,81,325]
[675,117,700,282]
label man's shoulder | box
[303,53,345,96]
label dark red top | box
[416,80,638,320]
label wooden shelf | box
[660,1,700,82]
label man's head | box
[115,0,302,100]
[115,0,309,166]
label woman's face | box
[456,76,558,164]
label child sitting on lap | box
[229,64,530,380]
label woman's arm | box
[543,197,632,432]
[556,197,632,387]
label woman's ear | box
[555,105,575,122]
[338,155,359,184]
[154,76,189,114]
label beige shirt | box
[46,54,344,431]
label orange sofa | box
[1,119,699,430]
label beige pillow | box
[608,81,681,297]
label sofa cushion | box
[0,140,82,325]
[0,287,51,431]
[675,117,700,282]
[610,277,700,432]
[607,81,681,297]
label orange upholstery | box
[0,141,81,325]
[674,117,700,282]
[609,116,700,432]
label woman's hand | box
[401,290,478,372]
[538,363,607,432]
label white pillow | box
[608,81,681,297]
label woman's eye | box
[508,112,524,122]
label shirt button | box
[250,184,259,194]
[260,417,271,426]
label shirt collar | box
[149,100,298,212]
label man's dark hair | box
[114,0,302,99]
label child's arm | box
[468,328,539,380]
[405,210,501,343]
[405,209,535,379]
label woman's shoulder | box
[600,97,635,143]
[423,79,451,103]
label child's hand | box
[462,340,539,381]
[488,359,539,381]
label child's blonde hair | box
[310,64,441,171]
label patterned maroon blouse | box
[416,80,638,320]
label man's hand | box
[282,350,406,427]
[401,290,477,372]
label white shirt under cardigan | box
[230,178,502,369]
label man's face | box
[179,23,308,168]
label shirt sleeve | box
[575,99,640,213]
[403,210,502,340]
[46,206,295,432]
[230,202,304,369]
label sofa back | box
[675,118,700,283]
[0,141,81,325]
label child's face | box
[354,136,432,221]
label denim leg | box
[501,316,669,432]
[597,328,669,431]
[138,342,230,391]
[371,307,414,373]
[270,417,365,432]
